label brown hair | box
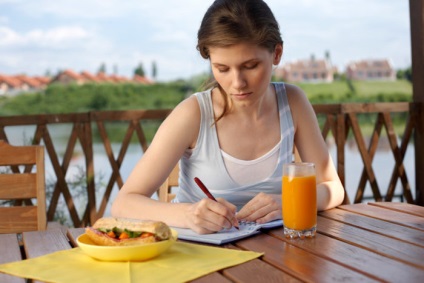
[197,0,283,122]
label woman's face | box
[209,42,281,105]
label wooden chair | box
[0,140,47,233]
[157,163,179,202]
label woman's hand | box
[184,198,238,234]
[237,192,281,224]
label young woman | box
[111,0,345,234]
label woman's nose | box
[232,71,247,90]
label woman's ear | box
[273,43,283,65]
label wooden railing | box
[0,103,421,227]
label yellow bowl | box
[77,229,177,262]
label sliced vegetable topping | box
[96,227,150,240]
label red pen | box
[194,177,239,230]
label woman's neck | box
[226,84,274,121]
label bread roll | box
[85,217,172,246]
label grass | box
[285,79,412,104]
[293,81,351,98]
[352,80,412,97]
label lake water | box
[5,125,417,219]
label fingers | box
[187,199,237,233]
[237,192,267,220]
[237,193,281,223]
[216,198,239,228]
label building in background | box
[0,69,154,96]
[0,74,50,96]
[345,59,396,81]
[275,54,337,83]
[50,69,152,85]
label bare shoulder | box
[284,83,308,106]
[158,94,201,148]
[284,84,306,101]
[166,95,200,128]
[283,83,315,128]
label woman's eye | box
[218,68,229,73]
[245,63,258,69]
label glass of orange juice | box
[282,162,317,239]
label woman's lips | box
[232,92,252,98]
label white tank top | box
[174,82,295,210]
[221,140,281,186]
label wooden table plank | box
[222,243,302,283]
[22,229,71,259]
[268,230,424,282]
[47,221,69,235]
[320,208,424,247]
[235,231,378,282]
[317,216,424,268]
[369,202,424,217]
[0,234,22,263]
[223,257,302,283]
[0,234,25,283]
[67,227,85,247]
[190,272,233,283]
[339,203,424,231]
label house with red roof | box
[133,74,153,84]
[50,69,86,85]
[345,59,396,81]
[0,74,22,96]
[14,75,43,90]
[80,71,100,83]
[50,69,153,85]
[0,74,51,96]
[275,56,337,83]
[33,76,51,85]
[1,68,153,95]
[95,72,115,83]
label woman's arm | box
[111,95,237,233]
[286,84,345,210]
[111,96,199,226]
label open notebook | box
[172,219,284,245]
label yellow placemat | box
[0,242,262,283]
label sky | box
[0,0,412,82]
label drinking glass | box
[282,162,317,238]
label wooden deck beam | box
[409,0,424,205]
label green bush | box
[0,82,189,116]
[0,79,412,116]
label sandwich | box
[85,217,172,246]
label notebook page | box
[173,219,283,245]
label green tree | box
[404,67,412,82]
[396,69,405,80]
[396,67,412,82]
[134,62,145,77]
[152,61,157,79]
[98,63,106,74]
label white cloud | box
[10,0,132,19]
[28,26,90,45]
[0,27,21,45]
[0,26,91,47]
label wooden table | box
[1,202,424,282]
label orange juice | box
[282,174,317,230]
